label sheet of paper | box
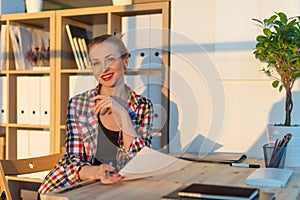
[119,147,190,180]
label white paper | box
[119,146,190,180]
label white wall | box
[169,0,300,158]
[0,0,25,14]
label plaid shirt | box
[38,84,153,194]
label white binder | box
[28,130,49,157]
[69,75,97,98]
[28,76,41,124]
[17,76,29,124]
[28,130,50,178]
[0,25,7,71]
[122,14,164,148]
[17,129,29,159]
[0,76,6,123]
[40,76,50,125]
[122,15,151,69]
[17,130,50,178]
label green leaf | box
[252,18,263,25]
[278,12,288,24]
[256,35,268,42]
[282,65,289,71]
[279,85,284,92]
[267,15,278,25]
[291,71,300,78]
[272,80,279,88]
[263,28,272,37]
[286,19,297,30]
[268,56,276,63]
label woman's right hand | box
[97,164,124,184]
[79,164,124,184]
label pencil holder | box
[263,143,287,168]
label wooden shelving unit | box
[0,11,56,159]
[0,0,170,160]
[54,1,170,153]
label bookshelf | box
[0,1,170,161]
[0,11,56,159]
[54,2,170,153]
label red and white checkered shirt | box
[38,84,153,194]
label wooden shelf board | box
[8,123,50,129]
[126,68,163,76]
[7,70,51,75]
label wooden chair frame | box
[0,152,64,200]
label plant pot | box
[266,124,300,167]
[26,0,43,13]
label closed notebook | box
[246,168,293,188]
[178,183,259,200]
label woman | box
[38,34,153,194]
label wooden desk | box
[41,158,300,200]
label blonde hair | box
[88,34,129,59]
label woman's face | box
[89,41,128,88]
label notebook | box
[176,183,259,200]
[178,152,247,164]
[246,168,293,188]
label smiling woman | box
[38,34,154,194]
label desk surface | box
[41,158,300,200]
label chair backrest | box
[0,152,64,200]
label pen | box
[230,163,260,168]
[106,162,113,178]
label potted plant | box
[253,12,300,167]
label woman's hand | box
[91,95,127,116]
[79,164,123,184]
[97,164,124,184]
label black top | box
[94,117,119,168]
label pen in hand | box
[230,163,260,168]
[106,162,114,178]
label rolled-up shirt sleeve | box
[127,96,153,156]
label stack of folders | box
[161,183,260,200]
[65,24,91,70]
[17,76,50,125]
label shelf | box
[126,68,163,76]
[60,69,93,74]
[7,70,51,75]
[8,124,50,130]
